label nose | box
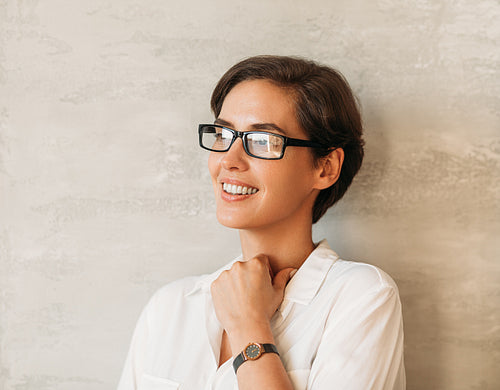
[220,137,249,171]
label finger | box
[253,253,269,266]
[273,267,297,292]
[252,254,274,278]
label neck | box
[239,219,315,275]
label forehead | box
[219,80,304,138]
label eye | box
[214,128,233,140]
[248,133,270,145]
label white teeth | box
[222,182,258,195]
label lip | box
[219,178,259,202]
[220,178,258,188]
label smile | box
[222,182,259,195]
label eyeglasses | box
[198,124,326,160]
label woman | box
[118,56,405,390]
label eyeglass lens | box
[200,125,284,159]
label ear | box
[313,148,344,190]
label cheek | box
[281,151,315,177]
[208,153,220,182]
[262,161,304,194]
[273,158,317,194]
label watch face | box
[245,343,262,360]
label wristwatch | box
[233,342,279,373]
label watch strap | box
[233,343,279,373]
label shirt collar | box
[281,239,338,305]
[185,255,243,297]
[185,239,338,304]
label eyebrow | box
[214,118,286,135]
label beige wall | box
[1,1,499,389]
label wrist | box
[232,342,280,374]
[226,323,274,355]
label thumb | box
[273,267,297,292]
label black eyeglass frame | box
[198,124,328,160]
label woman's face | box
[208,79,323,231]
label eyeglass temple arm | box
[286,138,329,149]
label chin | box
[216,212,250,230]
[215,206,268,230]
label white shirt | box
[118,240,405,390]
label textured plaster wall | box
[0,0,499,389]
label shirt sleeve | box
[307,285,406,390]
[117,299,152,390]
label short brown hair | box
[211,55,364,223]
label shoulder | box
[329,259,399,294]
[141,257,237,317]
[319,258,402,321]
[140,275,205,320]
[314,240,399,296]
[149,274,203,304]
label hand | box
[210,255,296,336]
